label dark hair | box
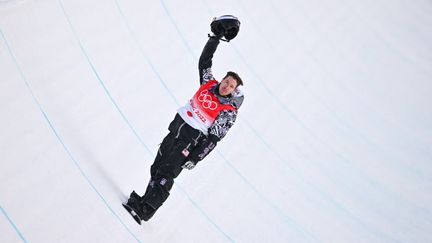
[223,71,243,87]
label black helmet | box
[211,15,241,41]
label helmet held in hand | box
[210,15,241,41]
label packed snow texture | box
[1,0,431,242]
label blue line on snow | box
[0,204,28,243]
[113,0,180,106]
[112,1,235,241]
[157,2,319,241]
[156,1,406,242]
[1,25,142,243]
[57,0,152,156]
[56,0,235,241]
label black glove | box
[188,134,219,163]
[210,19,225,39]
[182,161,196,170]
[210,15,241,41]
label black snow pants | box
[141,114,203,212]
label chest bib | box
[178,80,236,134]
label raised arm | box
[198,36,220,85]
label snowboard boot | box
[123,191,144,224]
[140,203,156,222]
[127,190,141,204]
[124,191,156,222]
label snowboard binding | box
[123,191,143,224]
[122,191,156,224]
[210,15,241,42]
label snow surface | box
[1,0,432,242]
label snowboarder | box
[123,15,244,224]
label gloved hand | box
[210,15,241,42]
[210,18,225,39]
[188,134,219,163]
[182,161,196,170]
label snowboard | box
[122,203,142,225]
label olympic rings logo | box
[198,90,218,110]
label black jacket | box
[197,37,244,141]
[187,37,244,163]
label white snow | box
[1,0,431,242]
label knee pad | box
[144,178,173,209]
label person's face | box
[219,76,238,96]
